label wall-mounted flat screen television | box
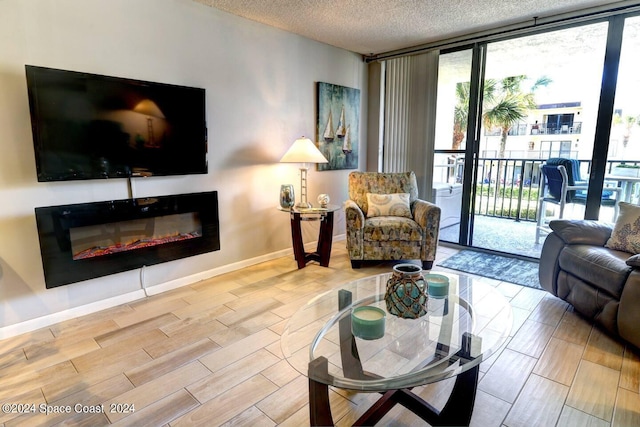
[25,65,207,182]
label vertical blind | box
[382,56,411,172]
[380,53,438,200]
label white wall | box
[0,0,367,336]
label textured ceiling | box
[195,0,626,55]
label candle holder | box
[351,306,386,340]
[385,264,428,318]
[425,273,450,298]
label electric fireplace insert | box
[35,191,220,288]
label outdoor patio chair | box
[535,158,621,244]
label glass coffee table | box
[281,271,512,426]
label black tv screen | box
[25,65,207,181]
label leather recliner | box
[539,219,640,349]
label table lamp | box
[280,136,328,209]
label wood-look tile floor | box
[0,244,638,426]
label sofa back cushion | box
[605,202,640,254]
[366,193,412,218]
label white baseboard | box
[0,234,346,340]
[142,246,294,296]
[0,290,147,340]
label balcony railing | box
[449,157,640,223]
[483,122,582,137]
[534,122,582,135]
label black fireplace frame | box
[35,191,220,288]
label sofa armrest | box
[548,219,612,246]
[412,199,441,230]
[627,254,640,268]
[413,199,441,263]
[344,199,364,229]
[344,199,365,262]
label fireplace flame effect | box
[73,231,201,260]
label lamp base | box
[295,201,312,209]
[296,166,312,209]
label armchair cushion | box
[364,217,423,242]
[605,202,640,254]
[366,193,412,218]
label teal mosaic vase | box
[384,264,428,318]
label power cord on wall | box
[129,177,150,297]
[140,264,149,297]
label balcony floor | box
[439,216,544,259]
[438,201,620,259]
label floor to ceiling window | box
[431,15,640,258]
[432,49,472,239]
[607,15,640,206]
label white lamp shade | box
[280,137,328,164]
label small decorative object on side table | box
[317,193,330,208]
[279,184,295,208]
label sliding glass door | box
[607,15,640,205]
[432,49,473,245]
[432,15,640,258]
[476,23,610,257]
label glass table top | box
[277,204,341,214]
[281,271,512,392]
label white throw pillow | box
[605,202,640,254]
[366,193,412,218]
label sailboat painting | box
[342,125,352,154]
[336,106,346,139]
[323,110,335,141]
[316,82,360,171]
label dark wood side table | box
[278,205,339,269]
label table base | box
[309,353,478,427]
[290,210,334,269]
[307,289,481,426]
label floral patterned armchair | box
[345,171,441,269]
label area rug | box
[438,250,541,289]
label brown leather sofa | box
[539,219,640,349]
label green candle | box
[351,306,386,340]
[426,274,450,298]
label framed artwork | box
[316,82,360,171]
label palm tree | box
[484,75,550,195]
[452,79,497,150]
[483,75,551,159]
[452,82,470,151]
[613,113,639,151]
[452,75,549,196]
